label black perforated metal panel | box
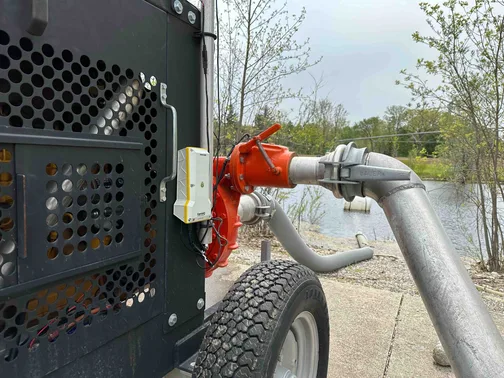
[15,145,142,282]
[0,3,167,371]
[0,1,205,376]
[0,144,16,288]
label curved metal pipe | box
[363,152,504,377]
[238,194,374,272]
[288,148,504,376]
[267,202,374,272]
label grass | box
[397,157,452,181]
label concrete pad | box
[386,294,504,378]
[204,263,403,377]
[173,261,504,378]
[320,278,402,378]
[386,295,453,378]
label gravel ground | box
[232,225,504,313]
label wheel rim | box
[274,311,319,378]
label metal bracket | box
[340,164,410,182]
[27,0,49,36]
[255,205,272,219]
[318,142,412,201]
[159,83,178,203]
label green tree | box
[354,117,388,153]
[291,123,325,155]
[384,105,409,156]
[404,109,442,155]
[401,0,504,270]
[220,0,321,139]
[253,105,277,134]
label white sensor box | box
[173,147,212,224]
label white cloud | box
[277,0,438,122]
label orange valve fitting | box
[205,124,296,276]
[228,124,296,194]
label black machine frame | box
[0,1,210,376]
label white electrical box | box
[173,147,212,224]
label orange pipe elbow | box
[228,143,295,194]
[205,124,295,277]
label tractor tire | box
[193,260,330,378]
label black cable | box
[209,217,227,267]
[199,220,211,245]
[213,133,250,189]
[189,222,219,268]
[215,0,222,161]
[200,3,211,153]
[180,222,198,254]
[191,1,234,270]
[204,73,210,152]
[211,133,250,211]
[181,222,209,269]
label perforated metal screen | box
[0,19,165,369]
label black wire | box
[209,218,227,267]
[190,222,219,268]
[192,1,231,270]
[195,255,207,269]
[211,134,248,211]
[201,3,211,153]
[213,133,250,189]
[181,222,210,269]
[215,0,222,161]
[180,222,198,254]
[204,74,210,152]
[199,220,211,245]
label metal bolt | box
[139,72,146,83]
[172,0,184,14]
[168,313,178,326]
[244,185,250,192]
[197,298,205,310]
[190,362,195,368]
[239,174,244,180]
[150,76,157,87]
[188,11,197,24]
[240,156,245,164]
[224,173,231,179]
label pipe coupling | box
[319,142,411,201]
[238,192,276,225]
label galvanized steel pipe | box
[364,152,504,378]
[289,148,504,377]
[238,193,374,273]
[289,156,324,185]
[267,202,374,273]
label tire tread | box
[193,260,324,378]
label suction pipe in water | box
[289,143,504,378]
[238,193,374,273]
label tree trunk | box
[237,0,252,140]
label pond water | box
[281,181,491,257]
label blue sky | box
[279,0,438,122]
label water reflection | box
[281,182,500,256]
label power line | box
[334,131,442,143]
